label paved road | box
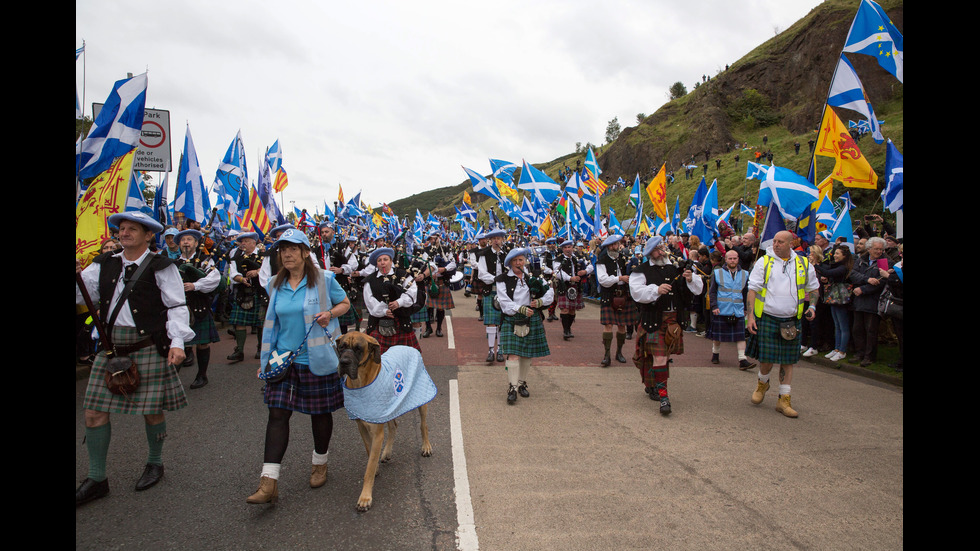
[76,292,903,550]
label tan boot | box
[246,476,278,504]
[751,380,770,405]
[310,464,328,488]
[775,394,798,418]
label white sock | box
[506,358,520,386]
[261,463,281,480]
[487,327,496,350]
[779,384,791,396]
[758,373,770,383]
[712,342,721,353]
[312,450,328,465]
[414,326,423,341]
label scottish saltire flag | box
[152,171,172,227]
[126,171,154,216]
[828,55,884,143]
[617,177,626,186]
[672,197,682,234]
[797,202,816,245]
[463,166,501,201]
[719,203,734,225]
[490,158,518,183]
[607,208,623,235]
[758,165,820,220]
[746,161,768,181]
[214,131,248,219]
[520,196,539,226]
[266,139,283,173]
[830,207,855,252]
[882,139,903,213]
[685,177,708,230]
[629,174,642,210]
[174,125,211,224]
[583,148,607,195]
[842,0,903,83]
[691,179,719,244]
[840,192,857,211]
[459,201,478,221]
[77,73,148,180]
[517,160,561,204]
[816,195,837,225]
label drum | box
[448,272,466,291]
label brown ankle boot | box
[246,476,278,504]
[310,464,328,488]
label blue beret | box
[504,247,530,268]
[175,229,203,243]
[235,232,259,242]
[643,236,664,257]
[601,234,624,248]
[107,212,163,233]
[368,247,395,267]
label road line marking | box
[451,379,479,550]
[447,315,456,350]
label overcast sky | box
[76,0,822,214]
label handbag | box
[778,320,799,340]
[260,314,323,383]
[823,281,852,305]
[877,288,903,320]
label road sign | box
[92,104,172,173]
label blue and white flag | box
[882,139,903,213]
[628,174,642,210]
[827,54,884,143]
[685,177,708,230]
[213,131,248,219]
[458,201,478,222]
[126,171,154,216]
[462,166,500,201]
[746,161,769,181]
[517,160,561,205]
[719,203,734,225]
[520,196,539,226]
[174,124,211,224]
[740,203,756,218]
[489,158,518,184]
[77,72,148,180]
[816,195,837,225]
[830,207,855,252]
[153,171,173,227]
[759,205,788,251]
[607,208,622,235]
[840,192,857,211]
[266,139,283,174]
[758,165,820,220]
[842,0,903,83]
[691,179,719,244]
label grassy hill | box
[389,0,903,233]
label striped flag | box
[273,168,289,193]
[241,185,273,234]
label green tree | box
[636,113,646,124]
[669,81,687,100]
[605,117,621,144]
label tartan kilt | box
[634,311,684,358]
[187,312,220,346]
[338,303,362,326]
[229,300,265,327]
[556,288,585,311]
[599,300,639,326]
[746,314,801,364]
[482,290,502,326]
[708,315,747,343]
[428,280,455,310]
[500,313,550,358]
[411,307,429,324]
[367,327,422,354]
[83,326,188,415]
[262,364,344,415]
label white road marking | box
[447,315,456,349]
[451,379,479,550]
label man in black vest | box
[596,234,638,367]
[76,212,193,506]
[628,236,702,414]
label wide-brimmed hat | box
[108,212,163,233]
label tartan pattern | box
[599,301,639,326]
[338,304,361,326]
[482,291,502,326]
[229,301,265,327]
[367,328,422,354]
[556,290,585,311]
[500,313,550,358]
[707,315,747,342]
[746,314,802,364]
[187,312,220,346]
[83,326,188,415]
[428,280,455,310]
[411,308,429,323]
[634,312,685,358]
[262,364,345,415]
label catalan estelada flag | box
[76,148,137,264]
[338,184,345,205]
[241,185,273,234]
[273,168,289,193]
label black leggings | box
[263,407,333,463]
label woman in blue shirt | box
[246,229,350,505]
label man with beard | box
[175,228,221,388]
[228,232,266,362]
[629,236,702,415]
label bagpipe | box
[555,251,588,301]
[234,250,267,311]
[177,251,217,324]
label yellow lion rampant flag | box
[75,148,137,264]
[816,105,878,189]
[645,163,667,221]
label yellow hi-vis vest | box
[753,254,809,319]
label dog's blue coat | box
[343,345,437,424]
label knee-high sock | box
[487,326,497,350]
[195,347,211,379]
[616,332,626,354]
[506,358,520,386]
[235,329,247,352]
[518,357,532,383]
[145,421,167,466]
[426,308,434,329]
[436,309,445,329]
[602,331,613,352]
[85,423,111,482]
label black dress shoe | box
[422,327,433,338]
[496,350,504,363]
[135,464,164,491]
[507,385,517,404]
[600,353,611,368]
[563,331,571,341]
[486,351,495,363]
[182,351,195,368]
[190,376,208,389]
[227,351,244,363]
[436,329,444,337]
[517,382,529,398]
[711,353,720,364]
[616,352,627,363]
[659,397,672,415]
[76,478,109,507]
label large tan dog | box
[336,332,433,512]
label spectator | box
[816,245,854,362]
[848,237,890,367]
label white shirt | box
[629,259,704,304]
[178,254,220,293]
[76,249,194,348]
[495,268,555,316]
[747,248,820,318]
[363,267,418,318]
[478,247,505,286]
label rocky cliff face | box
[599,1,902,180]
